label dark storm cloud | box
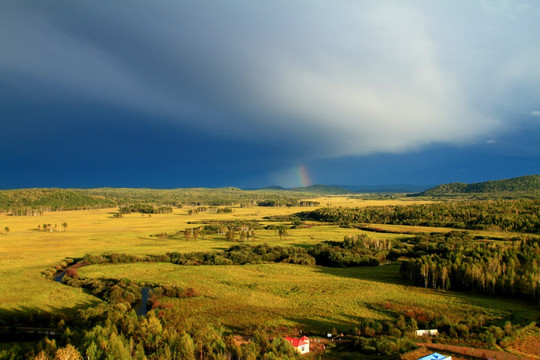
[1,0,539,187]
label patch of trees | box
[257,199,291,207]
[153,221,265,241]
[36,222,68,232]
[224,226,256,242]
[64,275,143,306]
[257,199,321,207]
[298,200,320,207]
[305,199,540,233]
[167,239,391,268]
[82,252,171,265]
[400,237,540,301]
[405,230,474,257]
[118,204,173,214]
[187,206,234,215]
[309,234,392,267]
[197,220,265,232]
[168,244,316,266]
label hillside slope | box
[419,175,540,197]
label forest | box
[400,237,540,301]
[305,199,540,233]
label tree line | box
[0,187,329,214]
[60,240,390,269]
[400,237,540,302]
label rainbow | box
[296,165,312,187]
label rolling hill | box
[418,175,540,197]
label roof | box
[285,336,309,347]
[418,353,450,360]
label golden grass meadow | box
[1,196,537,332]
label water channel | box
[54,271,65,282]
[133,287,151,316]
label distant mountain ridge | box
[251,184,351,194]
[290,184,352,194]
[255,184,431,193]
[419,175,540,196]
[339,184,433,193]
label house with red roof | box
[285,336,310,354]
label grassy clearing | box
[360,223,540,240]
[79,262,539,332]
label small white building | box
[418,352,451,360]
[285,336,309,354]
[416,329,439,336]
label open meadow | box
[78,261,537,332]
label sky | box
[1,0,539,189]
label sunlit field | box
[79,262,538,332]
[1,196,538,328]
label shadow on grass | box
[0,300,101,342]
[313,262,410,286]
[313,263,540,325]
[0,300,101,325]
[285,312,389,335]
[288,243,313,249]
[285,316,356,335]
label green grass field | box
[78,261,538,332]
[1,196,538,332]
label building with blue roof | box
[418,353,452,360]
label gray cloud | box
[1,0,539,159]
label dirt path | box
[507,331,540,359]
